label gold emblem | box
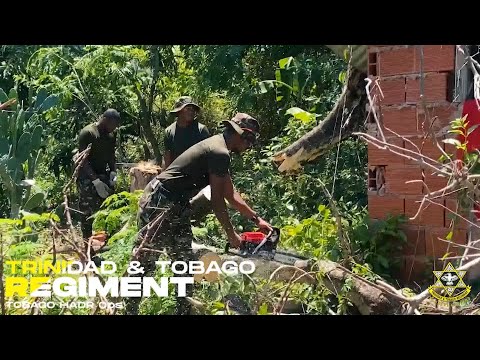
[428,262,471,302]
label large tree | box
[273,46,368,172]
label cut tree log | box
[192,241,404,315]
[314,260,404,315]
[129,161,162,192]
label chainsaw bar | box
[223,227,310,266]
[226,247,308,266]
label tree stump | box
[128,161,162,192]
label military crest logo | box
[428,262,471,302]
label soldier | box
[125,113,273,315]
[75,109,120,253]
[163,96,210,168]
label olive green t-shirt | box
[78,123,116,176]
[164,121,210,160]
[156,134,230,201]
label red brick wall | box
[367,45,466,284]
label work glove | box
[92,179,111,199]
[109,171,117,187]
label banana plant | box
[0,86,58,218]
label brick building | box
[366,45,478,284]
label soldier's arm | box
[224,176,272,231]
[78,130,98,181]
[223,175,256,219]
[208,151,241,247]
[200,125,211,140]
[163,130,174,168]
[108,135,117,173]
[164,151,173,169]
[210,173,236,239]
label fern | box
[5,241,44,261]
[93,190,142,236]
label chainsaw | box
[216,227,310,315]
[224,227,308,266]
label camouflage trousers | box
[124,179,195,315]
[76,174,111,254]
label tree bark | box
[314,259,403,315]
[274,67,368,172]
[191,242,404,315]
[128,161,161,192]
[134,88,162,164]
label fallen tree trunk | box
[314,260,404,315]
[273,67,368,172]
[192,242,404,315]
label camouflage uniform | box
[75,119,117,248]
[76,173,111,244]
[124,178,194,315]
[123,131,239,315]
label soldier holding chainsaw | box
[75,109,120,253]
[125,113,272,315]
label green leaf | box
[34,88,48,109]
[23,193,45,211]
[7,157,20,172]
[257,80,275,94]
[0,111,9,137]
[30,125,43,150]
[7,90,18,111]
[213,301,225,310]
[292,74,300,94]
[0,218,22,226]
[0,88,8,103]
[275,69,282,83]
[257,303,269,315]
[441,252,451,261]
[19,211,43,222]
[446,231,453,241]
[0,137,9,155]
[285,107,314,123]
[0,155,14,192]
[26,113,39,127]
[8,88,18,101]
[15,132,32,163]
[16,108,25,136]
[338,71,347,84]
[377,256,389,268]
[343,48,350,61]
[443,138,461,147]
[38,94,58,112]
[286,204,294,211]
[279,57,293,69]
[438,154,451,162]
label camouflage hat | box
[170,96,200,113]
[222,113,260,142]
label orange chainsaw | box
[225,227,307,265]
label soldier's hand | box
[92,179,111,199]
[228,232,242,249]
[256,217,273,233]
[109,171,117,187]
